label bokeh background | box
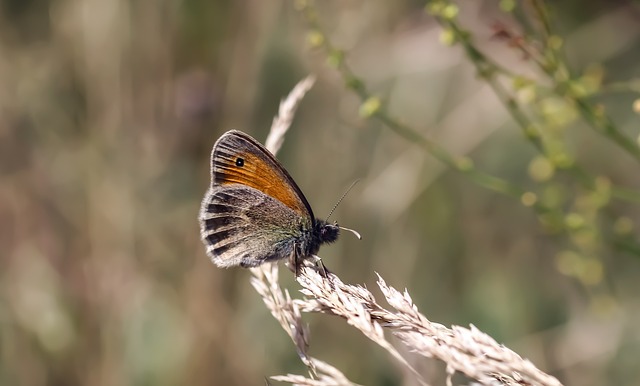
[1,1,640,385]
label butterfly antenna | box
[326,179,360,221]
[326,180,362,240]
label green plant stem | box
[527,0,640,162]
[297,2,640,257]
[299,7,544,209]
[434,15,640,203]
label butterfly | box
[198,130,357,272]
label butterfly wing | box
[210,130,314,219]
[199,184,306,267]
[199,130,314,267]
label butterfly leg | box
[285,250,299,275]
[287,250,331,278]
[309,255,331,278]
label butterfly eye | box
[235,157,244,167]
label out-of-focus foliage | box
[1,1,639,385]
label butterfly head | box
[314,219,340,244]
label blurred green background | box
[1,0,640,385]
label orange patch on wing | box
[215,149,309,216]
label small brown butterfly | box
[198,130,358,271]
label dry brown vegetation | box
[1,1,640,385]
